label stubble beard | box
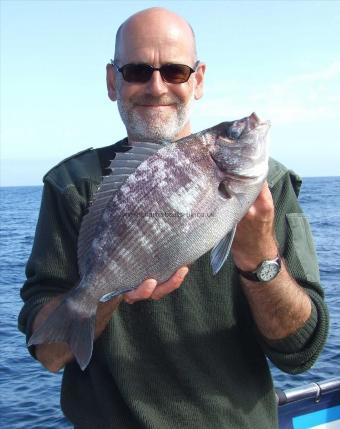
[116,90,194,143]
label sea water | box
[0,177,339,428]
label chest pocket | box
[285,213,320,283]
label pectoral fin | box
[210,226,237,275]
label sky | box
[1,0,340,186]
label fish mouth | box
[226,113,270,140]
[250,112,262,123]
[248,113,271,131]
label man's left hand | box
[232,182,278,271]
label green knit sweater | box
[18,140,329,429]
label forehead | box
[118,20,195,64]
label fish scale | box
[88,159,215,286]
[28,113,270,370]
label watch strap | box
[236,256,281,282]
[237,268,261,282]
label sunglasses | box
[111,60,199,84]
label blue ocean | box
[1,177,339,428]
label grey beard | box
[117,96,193,143]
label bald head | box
[114,8,197,64]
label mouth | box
[136,104,174,108]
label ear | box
[193,62,206,100]
[106,63,117,101]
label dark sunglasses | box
[110,60,200,84]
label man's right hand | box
[123,266,189,303]
[33,266,189,372]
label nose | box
[144,70,168,97]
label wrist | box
[232,232,278,270]
[233,249,278,272]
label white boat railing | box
[276,378,340,405]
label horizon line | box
[1,175,340,189]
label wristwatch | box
[236,256,282,282]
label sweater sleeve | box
[258,162,329,374]
[17,176,90,358]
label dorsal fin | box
[77,142,163,276]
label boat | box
[277,378,340,428]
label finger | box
[260,182,272,200]
[243,182,273,219]
[241,185,268,220]
[257,183,274,215]
[124,279,157,304]
[151,266,189,300]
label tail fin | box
[28,295,97,371]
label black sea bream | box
[29,113,270,370]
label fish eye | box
[218,182,232,200]
[226,120,246,140]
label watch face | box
[258,261,280,282]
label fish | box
[28,112,270,370]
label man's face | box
[108,14,205,142]
[115,69,195,143]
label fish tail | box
[28,291,97,371]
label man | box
[19,7,328,429]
